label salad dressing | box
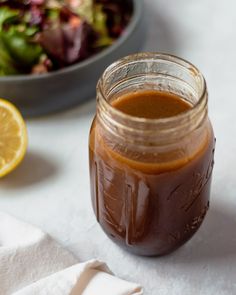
[89,90,215,255]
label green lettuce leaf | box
[92,4,113,48]
[0,6,19,31]
[1,27,42,68]
[0,37,18,75]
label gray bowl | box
[0,0,144,117]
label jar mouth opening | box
[97,52,207,125]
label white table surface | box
[1,1,236,294]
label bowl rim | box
[0,0,143,82]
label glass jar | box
[89,53,215,256]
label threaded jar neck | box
[97,53,208,146]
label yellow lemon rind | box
[0,99,28,178]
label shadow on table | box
[27,98,96,123]
[136,201,236,269]
[0,151,59,189]
[53,98,96,122]
[166,201,236,264]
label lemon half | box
[0,99,28,178]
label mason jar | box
[89,53,215,256]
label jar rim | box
[97,52,207,125]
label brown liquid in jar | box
[89,90,215,256]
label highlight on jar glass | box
[89,53,215,256]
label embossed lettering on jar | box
[89,53,215,256]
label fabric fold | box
[0,212,143,295]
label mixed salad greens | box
[0,0,133,75]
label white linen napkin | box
[0,212,143,295]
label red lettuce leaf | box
[38,18,94,67]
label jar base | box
[101,225,202,257]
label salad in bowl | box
[0,0,133,75]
